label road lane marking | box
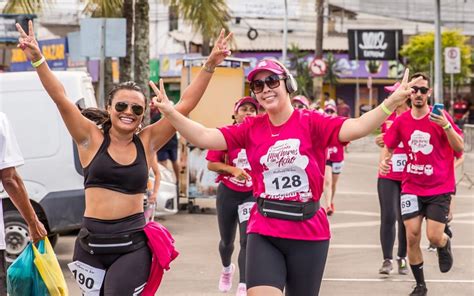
[323,278,474,283]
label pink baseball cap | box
[247,59,285,82]
[324,104,337,113]
[384,82,400,93]
[292,95,310,108]
[234,96,260,113]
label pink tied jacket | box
[142,221,179,296]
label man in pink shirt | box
[383,73,464,296]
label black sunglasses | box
[411,86,429,95]
[114,101,145,116]
[250,74,285,94]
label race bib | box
[263,167,309,197]
[238,202,255,223]
[68,261,106,295]
[332,161,344,174]
[400,194,419,216]
[391,154,407,173]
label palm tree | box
[170,0,230,55]
[289,44,313,99]
[2,0,48,13]
[323,52,340,89]
[133,0,150,100]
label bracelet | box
[443,123,452,130]
[380,101,394,116]
[202,63,215,73]
[31,56,46,68]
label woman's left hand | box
[205,29,233,69]
[386,69,423,107]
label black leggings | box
[246,233,329,296]
[72,213,152,295]
[216,183,254,283]
[377,178,407,259]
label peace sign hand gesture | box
[204,29,233,69]
[16,20,42,62]
[149,79,175,116]
[387,68,423,106]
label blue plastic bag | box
[7,241,49,296]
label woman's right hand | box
[375,133,385,148]
[230,167,251,181]
[150,79,175,116]
[379,156,391,175]
[205,29,233,69]
[16,20,42,62]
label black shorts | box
[158,147,178,162]
[401,193,451,223]
[325,160,344,174]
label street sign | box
[444,47,461,74]
[309,58,327,77]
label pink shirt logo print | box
[408,130,434,155]
[260,139,310,201]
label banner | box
[0,14,36,42]
[348,30,403,60]
[10,38,67,71]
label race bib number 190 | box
[68,261,106,296]
[400,194,419,216]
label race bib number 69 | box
[400,194,419,216]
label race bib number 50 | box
[68,261,106,295]
[391,154,407,173]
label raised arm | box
[339,69,421,143]
[144,29,233,151]
[16,21,96,146]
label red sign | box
[309,58,327,77]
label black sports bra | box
[83,131,148,194]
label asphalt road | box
[54,152,474,296]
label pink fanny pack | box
[141,221,179,296]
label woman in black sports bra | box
[17,21,232,295]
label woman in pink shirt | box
[323,104,345,216]
[152,59,419,296]
[206,97,259,296]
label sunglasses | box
[250,74,285,94]
[411,86,429,95]
[114,101,145,116]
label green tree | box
[323,52,340,89]
[2,0,48,13]
[170,0,230,55]
[400,30,472,88]
[289,44,313,99]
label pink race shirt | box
[379,112,408,181]
[219,109,347,241]
[327,143,344,162]
[206,148,253,192]
[384,108,462,196]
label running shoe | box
[437,237,453,273]
[236,283,247,296]
[427,243,436,252]
[326,206,333,216]
[378,259,393,275]
[397,257,409,275]
[218,263,235,292]
[409,284,428,296]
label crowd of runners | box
[5,22,465,296]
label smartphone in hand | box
[432,103,444,116]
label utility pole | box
[314,0,324,107]
[434,0,443,103]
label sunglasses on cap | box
[114,101,145,116]
[411,86,429,95]
[250,74,285,94]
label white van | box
[0,71,96,261]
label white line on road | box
[337,191,474,199]
[333,210,380,217]
[323,278,474,283]
[331,221,379,229]
[329,244,474,249]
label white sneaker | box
[236,283,247,296]
[218,263,235,292]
